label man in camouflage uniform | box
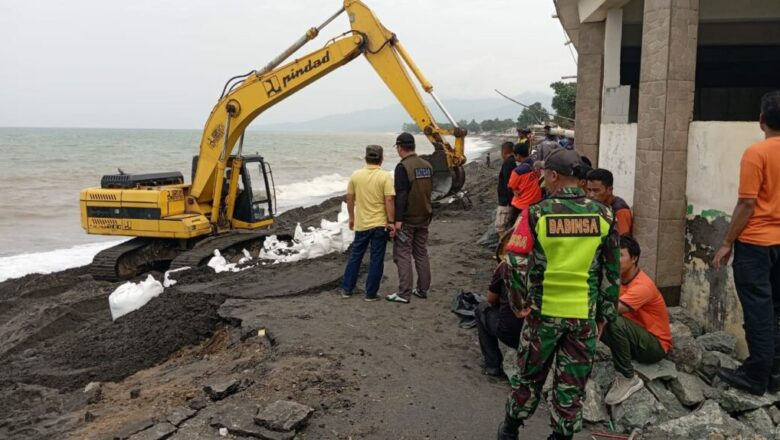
[497,148,620,440]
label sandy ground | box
[0,142,595,439]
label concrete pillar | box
[632,0,699,303]
[602,9,631,124]
[603,9,622,89]
[574,21,605,164]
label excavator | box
[80,0,467,281]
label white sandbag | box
[108,274,164,320]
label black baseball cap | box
[365,145,383,160]
[396,132,415,148]
[543,148,581,176]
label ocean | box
[0,127,493,281]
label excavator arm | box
[189,0,467,221]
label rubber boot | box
[496,416,521,440]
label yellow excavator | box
[80,0,467,280]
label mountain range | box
[253,91,552,132]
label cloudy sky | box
[0,0,576,129]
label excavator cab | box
[230,155,276,225]
[192,154,276,228]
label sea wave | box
[464,136,495,161]
[0,239,126,282]
[275,173,350,212]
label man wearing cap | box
[543,125,558,142]
[340,145,396,301]
[506,142,542,230]
[498,148,620,440]
[517,128,533,145]
[386,132,434,304]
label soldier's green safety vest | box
[536,213,610,319]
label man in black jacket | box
[386,132,434,304]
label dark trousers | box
[393,224,431,299]
[341,227,388,298]
[506,206,521,231]
[475,301,523,370]
[602,316,666,377]
[732,240,780,382]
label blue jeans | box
[341,227,388,297]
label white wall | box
[686,121,764,216]
[682,121,765,359]
[598,123,637,205]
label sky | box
[0,0,576,129]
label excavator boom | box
[190,0,466,214]
[80,1,467,280]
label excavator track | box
[169,231,286,270]
[90,238,155,281]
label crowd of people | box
[334,91,780,440]
[491,91,780,440]
[489,129,672,440]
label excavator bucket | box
[421,150,465,200]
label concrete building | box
[555,0,780,356]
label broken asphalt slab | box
[255,400,314,432]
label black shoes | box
[496,417,571,440]
[496,419,519,440]
[769,374,780,393]
[483,367,504,378]
[412,288,428,299]
[718,367,766,396]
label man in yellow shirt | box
[341,145,396,301]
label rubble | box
[582,380,608,423]
[668,372,706,406]
[644,400,756,439]
[666,322,702,373]
[166,407,197,427]
[769,405,780,425]
[719,387,772,413]
[645,380,690,419]
[610,387,666,431]
[113,418,155,440]
[633,359,677,381]
[667,307,703,337]
[699,350,741,383]
[128,422,177,440]
[203,379,240,401]
[84,381,102,404]
[589,361,617,393]
[594,340,612,362]
[586,307,780,439]
[209,402,270,439]
[738,407,775,439]
[695,331,737,356]
[255,400,314,432]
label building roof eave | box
[554,0,581,49]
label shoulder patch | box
[513,163,533,175]
[545,215,602,237]
[611,196,629,211]
[414,167,432,179]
